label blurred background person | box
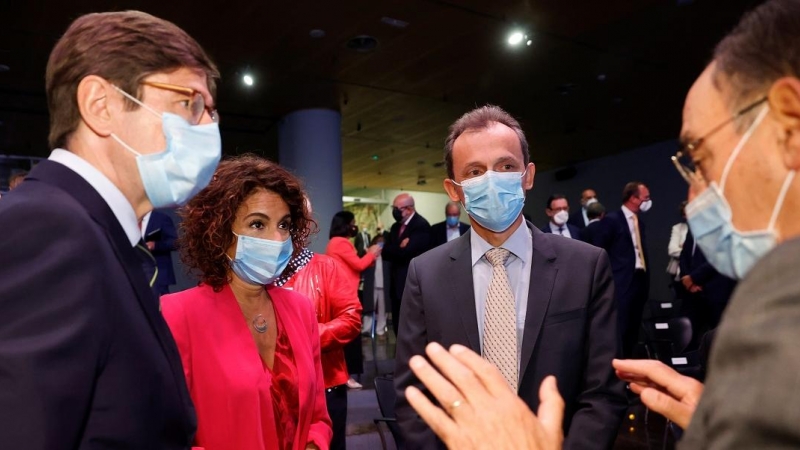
[429,201,470,247]
[580,201,606,244]
[326,210,381,389]
[277,230,362,450]
[540,194,582,240]
[368,233,391,336]
[568,188,598,230]
[666,201,689,296]
[140,209,178,296]
[8,170,27,191]
[162,155,332,450]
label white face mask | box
[553,210,569,226]
[639,199,653,213]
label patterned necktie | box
[632,214,646,271]
[483,247,518,392]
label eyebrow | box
[243,212,291,222]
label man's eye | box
[178,99,191,109]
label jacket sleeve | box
[563,249,628,450]
[306,305,334,450]
[328,238,376,272]
[393,259,441,448]
[318,259,362,352]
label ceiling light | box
[243,74,254,86]
[508,31,524,46]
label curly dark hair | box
[178,154,317,291]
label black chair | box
[373,375,404,450]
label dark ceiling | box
[0,0,764,192]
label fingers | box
[612,359,692,399]
[409,353,468,415]
[639,387,694,429]
[449,344,516,397]
[406,386,461,442]
[537,376,565,438]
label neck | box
[470,214,523,247]
[776,187,800,244]
[228,272,269,307]
[68,131,152,220]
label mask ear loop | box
[720,105,770,192]
[767,170,796,231]
[109,85,163,157]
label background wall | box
[522,139,687,302]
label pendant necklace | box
[252,314,268,333]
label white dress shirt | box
[548,221,572,238]
[622,205,645,269]
[446,224,461,242]
[582,207,589,226]
[49,149,141,246]
[470,222,533,364]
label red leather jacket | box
[283,253,362,388]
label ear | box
[522,162,536,191]
[76,75,116,138]
[768,77,800,171]
[443,179,461,202]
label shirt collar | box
[404,211,415,226]
[548,221,565,233]
[470,221,532,267]
[622,204,636,220]
[49,149,142,246]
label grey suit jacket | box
[681,237,800,449]
[394,221,626,450]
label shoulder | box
[412,214,431,227]
[162,285,217,316]
[430,221,445,230]
[326,237,350,251]
[271,286,316,323]
[540,230,603,259]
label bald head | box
[392,193,416,222]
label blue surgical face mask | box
[445,215,460,227]
[686,105,795,279]
[229,233,294,285]
[110,86,221,208]
[451,169,527,233]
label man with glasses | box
[0,11,220,448]
[383,193,432,337]
[399,1,800,448]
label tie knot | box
[485,248,510,267]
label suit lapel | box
[32,161,194,423]
[448,231,481,352]
[519,224,558,384]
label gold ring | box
[450,399,463,410]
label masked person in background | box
[394,105,626,450]
[541,194,583,241]
[0,11,219,448]
[162,155,332,450]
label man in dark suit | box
[142,210,179,296]
[678,229,737,340]
[581,201,607,244]
[541,193,583,240]
[587,182,651,357]
[395,105,626,450]
[429,201,470,247]
[0,11,221,448]
[567,188,598,230]
[382,193,432,337]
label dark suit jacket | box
[540,222,584,241]
[0,161,196,449]
[582,220,603,244]
[382,212,431,302]
[568,208,588,229]
[587,209,649,303]
[395,222,626,450]
[679,231,737,308]
[429,220,470,247]
[145,210,178,286]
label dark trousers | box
[344,337,363,375]
[391,290,402,337]
[326,385,348,450]
[620,269,649,358]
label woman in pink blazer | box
[161,155,332,450]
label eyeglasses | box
[671,96,767,184]
[140,81,219,125]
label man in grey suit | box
[394,105,626,449]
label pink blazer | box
[162,283,332,450]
